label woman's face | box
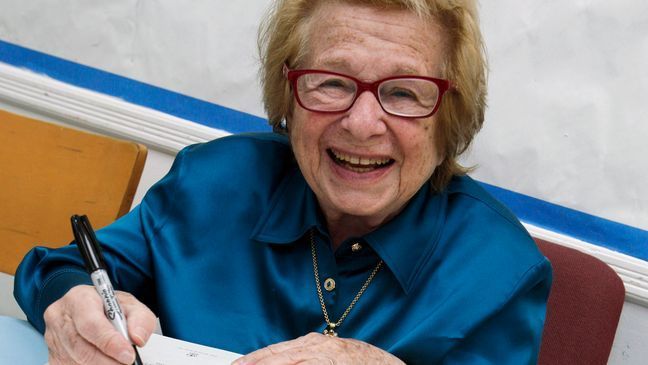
[290,2,446,232]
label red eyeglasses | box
[284,65,452,118]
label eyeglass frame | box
[283,65,452,119]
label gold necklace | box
[310,230,383,337]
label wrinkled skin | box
[233,333,404,365]
[289,2,445,249]
[43,285,156,365]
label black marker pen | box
[71,214,143,365]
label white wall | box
[1,0,646,230]
[0,0,267,118]
[611,302,648,364]
[466,1,648,230]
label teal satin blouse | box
[15,132,552,364]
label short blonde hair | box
[258,0,487,192]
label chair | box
[536,238,625,365]
[0,109,147,275]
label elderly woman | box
[14,0,551,364]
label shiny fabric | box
[14,133,552,364]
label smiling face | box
[289,2,447,244]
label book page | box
[139,333,242,365]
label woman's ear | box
[273,118,288,134]
[282,113,292,134]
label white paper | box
[138,334,242,365]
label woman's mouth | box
[327,148,394,173]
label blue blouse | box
[14,133,552,364]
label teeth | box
[331,149,391,166]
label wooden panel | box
[0,109,147,275]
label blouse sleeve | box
[440,258,552,365]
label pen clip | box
[71,214,106,272]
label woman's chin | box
[323,189,399,221]
[318,157,402,219]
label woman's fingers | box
[234,332,404,365]
[233,333,329,365]
[43,285,154,364]
[71,291,135,363]
[118,291,157,346]
[46,327,131,365]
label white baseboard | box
[525,223,648,307]
[2,61,647,308]
[0,62,230,154]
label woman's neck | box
[325,212,391,251]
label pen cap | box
[71,214,106,272]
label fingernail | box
[118,350,134,364]
[132,326,148,344]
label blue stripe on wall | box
[1,39,647,261]
[481,183,648,262]
[0,40,270,134]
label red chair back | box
[536,238,625,365]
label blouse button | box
[324,278,336,292]
[351,242,363,252]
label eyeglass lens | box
[295,73,440,117]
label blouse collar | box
[251,165,447,294]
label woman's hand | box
[233,332,405,365]
[43,285,156,365]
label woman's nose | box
[340,91,388,140]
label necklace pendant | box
[323,323,338,337]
